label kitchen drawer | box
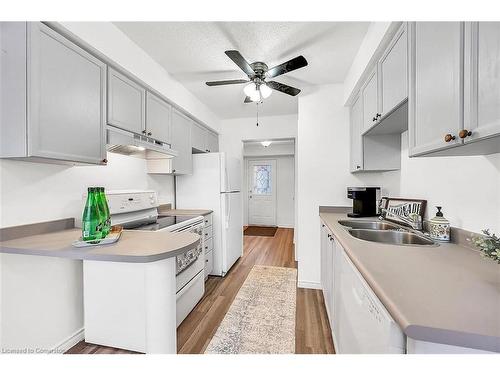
[203,214,213,228]
[204,249,213,279]
[203,237,214,254]
[176,270,204,327]
[203,225,213,240]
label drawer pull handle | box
[444,134,456,142]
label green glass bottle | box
[82,187,101,241]
[97,187,111,237]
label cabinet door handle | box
[102,158,108,164]
[356,165,361,170]
[459,129,472,139]
[372,116,377,122]
[142,130,147,134]
[147,132,152,136]
[172,169,176,173]
[376,113,381,118]
[444,134,456,142]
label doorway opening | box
[243,138,295,229]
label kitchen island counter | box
[0,226,200,263]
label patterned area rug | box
[205,265,297,354]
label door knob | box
[444,134,456,142]
[459,129,472,139]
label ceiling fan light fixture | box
[244,82,258,97]
[260,83,272,99]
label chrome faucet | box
[379,208,423,231]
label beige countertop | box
[0,228,200,263]
[319,210,500,353]
[159,208,213,217]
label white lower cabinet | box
[203,214,214,279]
[320,220,405,354]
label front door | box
[247,159,277,226]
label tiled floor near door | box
[66,228,335,354]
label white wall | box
[0,153,174,351]
[219,114,298,161]
[383,133,500,234]
[219,114,299,242]
[243,156,295,228]
[343,22,398,105]
[57,22,221,133]
[297,84,385,288]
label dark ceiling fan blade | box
[267,81,301,96]
[225,50,255,77]
[266,55,308,79]
[244,96,252,103]
[206,79,249,86]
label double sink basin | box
[338,220,437,246]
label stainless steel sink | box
[338,220,401,231]
[348,229,437,246]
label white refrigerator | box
[176,153,243,277]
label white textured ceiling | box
[114,22,369,119]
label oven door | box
[175,224,204,292]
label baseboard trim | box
[277,224,294,229]
[297,280,322,290]
[52,327,84,354]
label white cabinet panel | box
[1,22,106,165]
[206,131,219,153]
[146,92,171,144]
[350,96,363,172]
[171,109,192,175]
[380,24,407,114]
[108,68,145,135]
[362,69,379,132]
[191,122,207,152]
[465,22,500,143]
[409,22,464,156]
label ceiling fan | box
[206,50,308,103]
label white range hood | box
[106,126,178,159]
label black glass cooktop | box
[125,215,198,231]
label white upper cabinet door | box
[191,122,207,152]
[107,68,145,135]
[362,69,379,132]
[171,109,192,175]
[464,22,500,143]
[350,95,364,172]
[408,22,464,156]
[380,24,408,115]
[146,92,171,144]
[28,23,106,164]
[206,131,219,153]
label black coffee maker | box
[347,187,381,218]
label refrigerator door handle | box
[225,194,231,229]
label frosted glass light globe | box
[260,83,272,99]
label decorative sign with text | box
[383,198,427,227]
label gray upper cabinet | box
[171,109,192,175]
[464,22,500,146]
[408,22,464,156]
[146,92,171,144]
[0,22,106,165]
[191,121,219,153]
[191,122,207,152]
[380,24,407,115]
[350,96,363,172]
[361,69,379,133]
[107,68,145,135]
[206,131,219,153]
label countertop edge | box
[0,237,200,263]
[405,325,500,353]
[319,209,500,353]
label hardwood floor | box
[66,228,335,354]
